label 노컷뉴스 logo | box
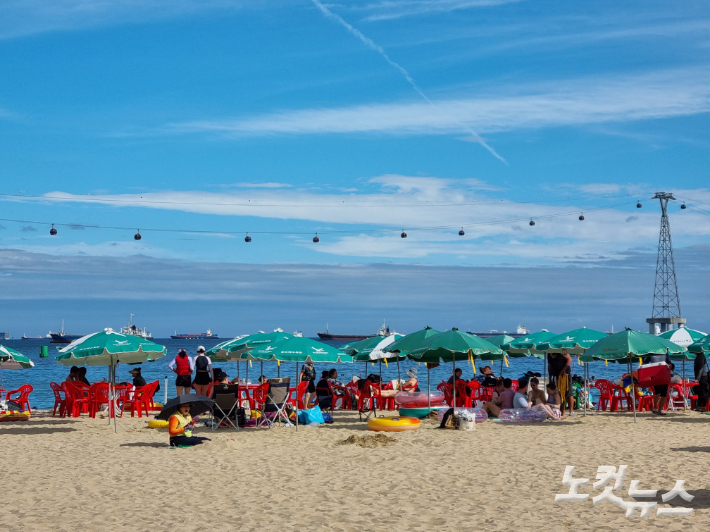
[555,465,694,517]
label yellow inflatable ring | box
[148,419,169,429]
[367,416,420,432]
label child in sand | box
[168,403,211,447]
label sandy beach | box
[1,409,708,531]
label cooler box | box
[636,362,671,388]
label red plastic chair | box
[287,381,309,410]
[50,382,68,417]
[330,384,353,410]
[378,382,396,411]
[120,386,151,418]
[479,386,495,402]
[253,383,269,409]
[437,382,453,406]
[357,380,380,420]
[88,383,110,418]
[637,387,655,412]
[611,384,631,411]
[594,379,615,411]
[62,382,88,417]
[455,380,473,407]
[468,381,482,404]
[6,385,33,411]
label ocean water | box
[1,337,632,409]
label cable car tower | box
[646,192,686,334]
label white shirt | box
[168,355,195,371]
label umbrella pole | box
[397,357,401,389]
[583,362,587,417]
[238,361,241,383]
[164,376,168,404]
[629,359,637,423]
[452,359,456,410]
[682,358,687,411]
[246,360,249,384]
[277,362,280,378]
[427,365,431,413]
[500,357,504,377]
[379,361,382,387]
[107,364,112,426]
[295,361,299,432]
[261,361,263,381]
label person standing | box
[547,352,573,415]
[694,352,709,411]
[641,350,672,415]
[168,349,194,396]
[300,361,316,408]
[192,346,213,397]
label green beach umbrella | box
[689,335,710,354]
[408,328,503,409]
[209,331,294,361]
[0,345,35,370]
[409,328,503,363]
[383,326,441,356]
[246,336,353,363]
[485,334,516,349]
[56,329,167,433]
[345,334,405,361]
[56,329,166,366]
[538,328,607,355]
[503,330,557,358]
[582,328,688,364]
[658,326,707,348]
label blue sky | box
[1,0,709,336]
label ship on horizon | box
[466,325,529,339]
[317,320,396,342]
[170,328,219,340]
[49,320,84,344]
[120,314,153,340]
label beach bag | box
[298,406,325,425]
[637,362,671,388]
[322,412,334,424]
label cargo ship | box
[317,321,396,342]
[49,320,84,344]
[170,329,219,340]
[0,332,9,340]
[466,325,529,339]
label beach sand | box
[1,409,708,531]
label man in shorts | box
[547,352,573,415]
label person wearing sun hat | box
[128,367,147,387]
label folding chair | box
[212,384,241,431]
[260,377,292,428]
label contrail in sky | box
[309,0,507,164]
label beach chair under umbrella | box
[56,329,166,432]
[407,328,503,411]
[537,327,607,415]
[582,328,688,422]
[242,336,353,430]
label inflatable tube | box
[498,408,547,423]
[0,410,30,422]
[394,391,446,407]
[368,416,421,432]
[147,419,170,429]
[436,407,488,423]
[399,406,448,419]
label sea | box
[1,337,633,409]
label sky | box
[1,0,709,337]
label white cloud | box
[0,0,268,39]
[164,68,710,138]
[357,0,524,21]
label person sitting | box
[513,378,531,409]
[328,369,346,396]
[76,367,91,386]
[316,371,333,410]
[380,368,418,397]
[528,377,546,405]
[447,368,471,397]
[483,378,515,417]
[257,375,268,384]
[128,368,147,388]
[214,371,229,385]
[168,403,211,447]
[65,366,80,383]
[533,381,563,419]
[230,376,244,385]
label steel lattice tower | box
[646,192,686,333]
